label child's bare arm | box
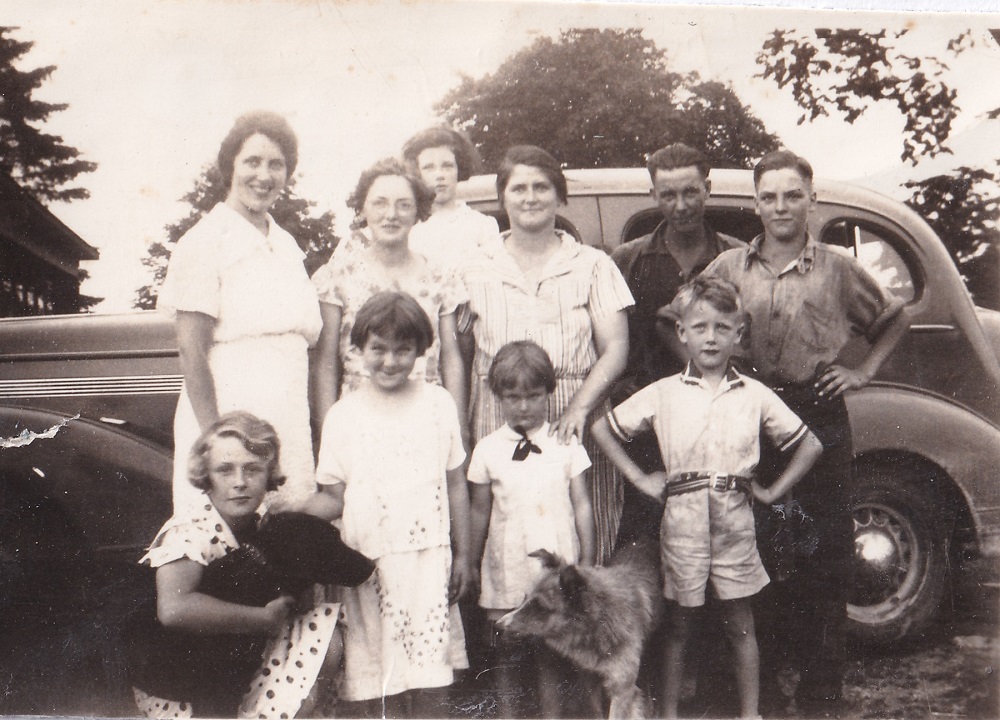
[592,415,667,501]
[468,483,492,575]
[446,466,474,603]
[569,473,597,566]
[752,430,824,505]
[156,558,293,635]
[439,313,471,451]
[301,482,345,522]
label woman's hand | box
[550,402,589,445]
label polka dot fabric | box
[240,602,340,718]
[132,688,193,719]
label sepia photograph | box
[0,0,998,718]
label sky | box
[4,0,1000,311]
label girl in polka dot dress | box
[131,412,344,719]
[312,292,474,717]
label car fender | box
[846,384,1000,556]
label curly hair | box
[346,157,435,228]
[402,126,484,182]
[188,411,285,492]
[671,275,743,320]
[217,111,298,191]
[495,145,568,208]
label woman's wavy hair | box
[346,157,435,228]
[217,111,298,192]
[188,411,285,492]
[495,145,568,208]
[402,126,484,182]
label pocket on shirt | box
[794,299,837,353]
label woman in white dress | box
[159,112,322,517]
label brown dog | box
[496,540,663,719]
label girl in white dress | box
[310,291,474,717]
[468,341,596,718]
[159,112,321,517]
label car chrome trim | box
[909,324,956,333]
[0,374,184,398]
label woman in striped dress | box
[463,145,634,562]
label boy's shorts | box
[660,488,769,607]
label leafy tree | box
[0,26,96,202]
[755,28,980,165]
[135,165,339,310]
[436,29,778,170]
[903,167,1000,309]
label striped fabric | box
[465,231,635,562]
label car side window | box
[822,220,918,304]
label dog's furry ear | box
[558,565,587,609]
[529,549,563,569]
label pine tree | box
[0,26,96,202]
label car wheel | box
[846,459,950,644]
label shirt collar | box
[642,220,723,257]
[680,361,745,391]
[501,421,548,442]
[745,233,817,274]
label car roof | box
[459,166,906,216]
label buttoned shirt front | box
[704,234,903,385]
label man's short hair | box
[753,150,813,189]
[672,275,743,320]
[646,143,710,184]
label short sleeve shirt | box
[139,503,244,569]
[409,202,501,276]
[315,383,465,559]
[158,203,322,347]
[704,235,903,384]
[611,365,808,481]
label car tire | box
[846,458,950,645]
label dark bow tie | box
[512,426,542,461]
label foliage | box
[0,26,96,202]
[134,165,339,310]
[903,166,1000,308]
[436,29,778,171]
[755,28,979,164]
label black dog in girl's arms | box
[125,513,374,716]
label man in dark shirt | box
[610,145,744,547]
[612,144,744,390]
[705,150,910,714]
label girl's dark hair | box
[346,157,435,228]
[188,411,285,492]
[495,145,568,208]
[488,340,557,395]
[217,111,298,191]
[402,126,483,182]
[349,291,435,357]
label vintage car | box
[1,167,998,712]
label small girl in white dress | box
[468,340,597,718]
[312,291,474,717]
